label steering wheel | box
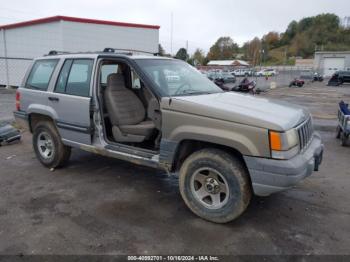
[173,82,191,95]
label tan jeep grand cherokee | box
[14,49,324,223]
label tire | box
[179,148,252,223]
[32,121,71,168]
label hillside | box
[242,13,350,65]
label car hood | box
[162,92,309,131]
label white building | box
[207,60,249,67]
[314,51,350,77]
[0,15,160,87]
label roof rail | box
[103,47,157,56]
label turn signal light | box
[269,131,282,151]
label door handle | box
[48,96,59,102]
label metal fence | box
[0,56,325,90]
[0,57,33,88]
[234,66,325,91]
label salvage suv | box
[14,49,324,223]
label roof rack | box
[44,48,161,57]
[103,47,159,56]
[46,50,71,56]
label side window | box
[55,59,73,93]
[66,59,93,97]
[131,70,141,89]
[101,64,119,84]
[26,59,58,90]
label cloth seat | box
[105,73,155,142]
[120,120,155,136]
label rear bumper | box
[13,111,29,130]
[244,133,324,196]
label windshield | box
[135,59,223,97]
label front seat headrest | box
[107,73,126,91]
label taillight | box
[15,90,20,111]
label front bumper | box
[244,133,324,196]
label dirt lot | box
[0,84,350,256]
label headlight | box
[269,129,299,159]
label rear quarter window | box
[26,59,58,90]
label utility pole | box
[260,49,265,69]
[170,12,173,55]
[284,47,288,66]
[186,40,188,58]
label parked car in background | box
[233,68,253,77]
[256,69,277,77]
[207,71,236,83]
[328,71,350,86]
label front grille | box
[296,117,314,151]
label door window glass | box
[65,59,93,97]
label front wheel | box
[179,148,252,223]
[33,121,71,168]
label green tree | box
[207,37,239,60]
[280,20,297,45]
[158,44,165,56]
[175,48,189,61]
[191,48,206,65]
[247,13,350,64]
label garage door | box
[324,57,345,77]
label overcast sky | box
[1,0,349,54]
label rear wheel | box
[179,148,252,223]
[32,121,71,168]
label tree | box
[245,13,350,64]
[158,44,165,56]
[175,48,189,61]
[207,37,239,60]
[283,20,298,43]
[262,31,281,50]
[192,48,206,65]
[243,37,262,66]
